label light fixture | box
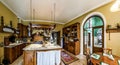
[110,0,120,12]
[51,2,56,30]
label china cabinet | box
[63,23,80,55]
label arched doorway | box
[81,12,106,54]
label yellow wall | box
[65,1,120,56]
[0,2,18,59]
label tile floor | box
[9,54,87,65]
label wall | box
[0,1,18,61]
[64,1,120,56]
[0,2,64,62]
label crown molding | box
[65,0,112,24]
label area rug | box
[61,50,79,65]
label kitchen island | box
[23,44,62,65]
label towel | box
[49,51,55,65]
[37,50,61,65]
[55,50,61,65]
[37,51,49,65]
[37,52,42,65]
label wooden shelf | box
[106,28,120,33]
[18,23,28,38]
[63,22,80,55]
[0,25,15,33]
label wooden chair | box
[85,48,92,65]
[103,48,112,54]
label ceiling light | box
[110,0,120,12]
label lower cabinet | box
[23,51,35,65]
[64,41,80,55]
[4,43,26,64]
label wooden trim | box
[83,15,104,54]
[106,28,120,33]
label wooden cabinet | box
[4,43,26,63]
[18,23,23,38]
[4,47,16,63]
[23,51,35,65]
[23,25,28,37]
[18,23,28,38]
[63,23,80,55]
[23,46,61,65]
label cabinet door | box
[18,23,23,38]
[4,47,16,64]
[24,51,34,65]
[23,25,28,37]
[75,41,80,55]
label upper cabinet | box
[18,23,28,38]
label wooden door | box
[92,26,104,53]
[24,51,34,65]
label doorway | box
[92,26,104,53]
[52,31,60,45]
[83,15,104,54]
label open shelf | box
[0,25,15,33]
[106,28,120,33]
[63,22,80,55]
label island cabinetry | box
[24,51,35,65]
[23,44,62,65]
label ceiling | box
[1,0,112,24]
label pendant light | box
[51,2,56,30]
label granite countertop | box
[4,43,23,48]
[23,44,62,51]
